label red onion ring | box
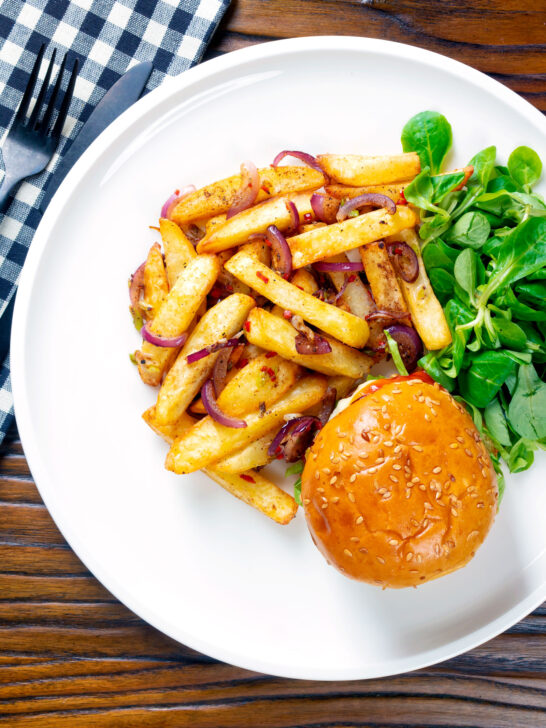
[266,225,292,280]
[387,242,419,283]
[186,335,243,364]
[314,260,363,273]
[201,380,247,428]
[334,276,350,303]
[141,323,188,348]
[271,150,324,175]
[267,415,322,462]
[129,261,146,312]
[285,199,299,235]
[365,310,410,322]
[226,161,259,219]
[160,185,196,220]
[294,333,332,355]
[385,324,423,373]
[336,193,396,222]
[212,348,232,397]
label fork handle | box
[0,174,20,215]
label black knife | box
[40,61,153,212]
[0,61,154,365]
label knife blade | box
[40,61,153,213]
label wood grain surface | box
[2,1,545,725]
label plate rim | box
[11,35,546,681]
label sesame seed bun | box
[301,373,498,588]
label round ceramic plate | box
[11,36,546,680]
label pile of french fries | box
[131,152,452,525]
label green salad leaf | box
[401,111,452,174]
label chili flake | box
[256,271,269,284]
[261,365,277,383]
[240,474,255,483]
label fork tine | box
[51,57,78,139]
[28,48,56,129]
[40,52,66,134]
[15,44,45,122]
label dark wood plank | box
[1,1,546,725]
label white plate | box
[11,37,546,680]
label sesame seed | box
[477,502,484,509]
[359,547,368,553]
[422,519,429,528]
[356,516,364,525]
[378,487,387,495]
[449,443,458,449]
[456,436,464,443]
[392,389,402,394]
[314,472,320,480]
[389,475,399,483]
[412,445,423,452]
[348,492,356,503]
[350,536,360,543]
[482,468,488,478]
[406,490,411,498]
[467,530,479,540]
[406,552,414,561]
[331,496,340,503]
[338,432,346,438]
[322,496,328,502]
[389,539,398,545]
[349,473,357,483]
[317,487,325,493]
[321,503,328,509]
[465,449,473,457]
[418,395,425,403]
[344,549,353,557]
[430,408,438,417]
[331,457,340,464]
[432,466,442,474]
[375,457,385,464]
[416,554,422,563]
[424,414,431,422]
[323,467,331,475]
[368,467,378,474]
[377,556,385,564]
[384,441,393,447]
[435,544,441,556]
[451,507,458,516]
[338,443,344,453]
[394,445,402,454]
[424,502,433,510]
[466,428,474,437]
[393,464,402,471]
[412,476,420,484]
[329,476,337,485]
[303,498,310,505]
[418,484,426,491]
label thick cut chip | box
[288,206,417,269]
[213,432,275,473]
[326,183,408,202]
[225,251,369,348]
[155,293,255,425]
[135,254,220,386]
[165,374,327,474]
[360,242,409,319]
[245,308,373,379]
[317,153,420,186]
[143,242,169,319]
[172,165,324,224]
[159,218,196,287]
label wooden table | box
[1,1,545,725]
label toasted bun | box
[302,374,498,588]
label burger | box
[301,372,498,588]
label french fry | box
[359,242,409,319]
[291,268,319,295]
[135,254,220,386]
[245,308,373,379]
[213,431,275,473]
[317,153,420,186]
[225,251,369,348]
[142,243,169,319]
[326,183,408,202]
[288,206,417,269]
[204,469,297,525]
[155,294,255,425]
[165,374,328,473]
[143,407,296,524]
[172,166,324,224]
[240,240,271,266]
[387,228,452,350]
[197,192,315,255]
[159,218,196,287]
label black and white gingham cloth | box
[0,0,230,442]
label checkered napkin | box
[0,0,230,443]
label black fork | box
[0,45,79,213]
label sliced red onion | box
[337,193,396,222]
[160,185,196,219]
[285,199,299,235]
[184,224,204,243]
[141,323,188,348]
[201,380,247,428]
[314,260,363,273]
[226,161,260,219]
[213,348,232,397]
[272,150,324,175]
[385,324,423,373]
[365,310,410,322]
[266,225,292,280]
[310,193,329,223]
[387,242,419,283]
[129,261,146,312]
[318,387,337,426]
[334,276,350,303]
[268,415,322,462]
[186,335,243,364]
[295,332,332,355]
